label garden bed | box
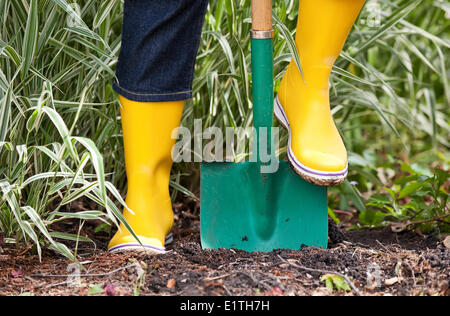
[0,216,448,296]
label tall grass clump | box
[0,0,136,259]
[0,0,448,259]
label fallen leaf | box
[311,287,332,296]
[264,287,284,296]
[391,221,410,233]
[140,261,148,270]
[204,279,225,288]
[394,261,403,277]
[365,282,378,290]
[11,269,23,278]
[443,236,450,249]
[385,277,403,286]
[102,283,116,296]
[167,278,176,289]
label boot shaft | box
[293,0,366,87]
[119,95,184,190]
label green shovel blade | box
[200,160,328,252]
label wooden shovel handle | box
[251,0,273,31]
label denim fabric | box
[113,0,209,102]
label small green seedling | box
[88,283,105,296]
[321,274,351,293]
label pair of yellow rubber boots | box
[108,0,366,253]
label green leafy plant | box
[359,164,449,233]
[88,283,105,296]
[321,274,351,293]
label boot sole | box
[274,96,347,186]
[108,233,173,254]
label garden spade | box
[200,0,328,252]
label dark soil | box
[0,212,448,296]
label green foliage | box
[320,274,351,292]
[88,283,105,296]
[0,0,138,259]
[359,164,449,233]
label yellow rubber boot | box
[108,95,184,253]
[275,0,366,186]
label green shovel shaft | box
[251,38,274,131]
[251,37,274,163]
[250,0,274,164]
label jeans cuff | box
[113,82,191,102]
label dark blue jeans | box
[113,0,209,102]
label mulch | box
[0,215,448,296]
